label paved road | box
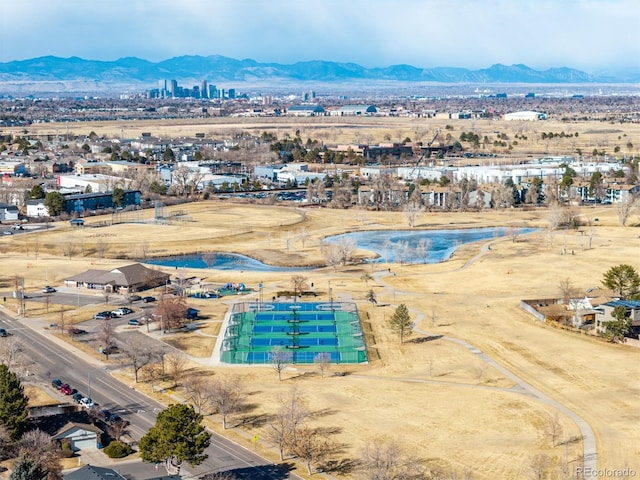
[0,310,301,480]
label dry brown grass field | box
[1,199,639,479]
[2,116,639,478]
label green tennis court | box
[220,302,368,364]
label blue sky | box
[1,0,638,73]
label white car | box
[111,307,133,317]
[79,397,95,408]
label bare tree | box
[297,227,311,248]
[95,238,108,259]
[289,426,334,475]
[356,437,425,480]
[267,387,309,461]
[546,414,564,447]
[615,197,635,226]
[415,238,431,264]
[321,242,342,271]
[62,241,75,259]
[558,277,579,306]
[154,294,188,331]
[184,374,213,414]
[121,336,153,383]
[402,200,425,228]
[32,235,41,260]
[17,428,62,480]
[529,453,551,480]
[102,289,111,306]
[270,347,293,381]
[313,352,331,378]
[290,275,309,300]
[209,375,244,429]
[0,336,25,370]
[165,353,188,388]
[96,320,118,360]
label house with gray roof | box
[64,263,170,293]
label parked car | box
[42,286,56,293]
[101,345,119,355]
[129,295,142,301]
[51,378,63,389]
[185,308,199,320]
[0,328,8,337]
[94,311,113,320]
[79,397,96,408]
[72,392,84,403]
[127,318,142,326]
[107,413,129,427]
[2,231,12,236]
[142,296,156,303]
[111,307,134,317]
[59,384,73,395]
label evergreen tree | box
[0,364,29,440]
[139,404,210,473]
[43,192,65,217]
[602,264,640,300]
[112,188,125,207]
[8,455,45,480]
[388,303,413,343]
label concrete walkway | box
[372,250,598,472]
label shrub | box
[103,440,134,458]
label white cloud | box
[0,0,638,72]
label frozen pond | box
[144,227,537,271]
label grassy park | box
[1,198,639,478]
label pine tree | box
[388,303,413,343]
[139,404,211,473]
[0,364,29,440]
[9,455,45,480]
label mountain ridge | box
[0,55,637,86]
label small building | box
[64,263,170,294]
[503,111,547,121]
[286,105,325,116]
[0,202,19,221]
[338,105,377,116]
[63,190,141,214]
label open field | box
[1,198,639,478]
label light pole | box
[328,280,332,305]
[87,371,91,398]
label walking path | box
[372,245,598,471]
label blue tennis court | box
[221,302,368,364]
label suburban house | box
[64,465,126,480]
[26,199,48,217]
[64,263,170,293]
[52,421,102,451]
[0,201,19,221]
[595,299,640,337]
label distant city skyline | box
[1,0,639,75]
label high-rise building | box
[170,79,178,98]
[208,85,218,99]
[228,88,236,99]
[201,80,208,99]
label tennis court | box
[220,301,368,364]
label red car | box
[60,384,73,395]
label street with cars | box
[0,301,300,479]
